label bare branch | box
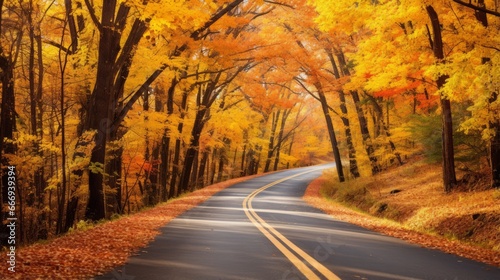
[263,0,295,9]
[452,0,500,17]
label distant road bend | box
[97,164,500,280]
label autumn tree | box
[63,0,246,221]
[312,0,500,191]
[451,0,500,188]
[0,0,21,245]
[425,5,457,192]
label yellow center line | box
[242,169,341,280]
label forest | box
[0,0,499,246]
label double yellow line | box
[242,169,340,280]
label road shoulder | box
[303,175,500,267]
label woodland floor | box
[303,157,500,268]
[2,161,499,280]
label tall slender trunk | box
[56,36,69,234]
[315,81,345,182]
[264,110,281,172]
[326,49,360,178]
[491,120,500,188]
[179,106,207,193]
[365,94,403,166]
[471,3,500,188]
[198,149,210,188]
[336,50,380,174]
[155,84,169,202]
[273,109,290,171]
[426,5,456,192]
[217,142,227,182]
[169,92,189,198]
[0,54,17,245]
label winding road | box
[96,164,500,280]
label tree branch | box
[452,0,500,17]
[293,77,340,117]
[191,0,245,40]
[84,0,102,32]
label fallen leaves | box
[303,176,500,268]
[0,174,263,280]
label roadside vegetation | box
[304,156,500,267]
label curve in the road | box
[243,168,340,280]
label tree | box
[426,5,457,192]
[451,0,500,188]
[0,0,22,245]
[74,0,246,221]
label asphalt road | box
[96,164,500,280]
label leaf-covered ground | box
[303,176,500,268]
[3,167,498,280]
[0,174,264,280]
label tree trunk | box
[57,40,69,234]
[84,2,139,220]
[426,5,457,192]
[155,85,169,202]
[351,89,379,174]
[106,145,123,212]
[326,49,360,178]
[217,144,227,182]
[336,50,380,174]
[264,110,281,172]
[198,149,210,188]
[0,54,17,244]
[169,92,189,198]
[210,149,217,184]
[241,143,247,176]
[474,5,499,188]
[365,93,403,166]
[491,119,500,188]
[315,81,345,182]
[179,107,207,193]
[273,109,290,171]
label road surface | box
[96,164,500,280]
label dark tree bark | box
[0,0,20,242]
[491,119,500,188]
[19,0,47,241]
[0,52,17,245]
[241,143,247,176]
[365,93,403,166]
[83,1,135,221]
[314,81,345,182]
[246,148,258,176]
[426,5,457,192]
[198,149,210,188]
[326,49,360,178]
[178,93,212,193]
[56,32,69,234]
[217,140,229,182]
[273,109,290,171]
[336,49,380,174]
[80,0,245,219]
[169,91,189,198]
[156,83,171,202]
[454,0,500,188]
[179,64,250,192]
[264,110,281,172]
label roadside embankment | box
[304,157,500,267]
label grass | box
[304,156,500,267]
